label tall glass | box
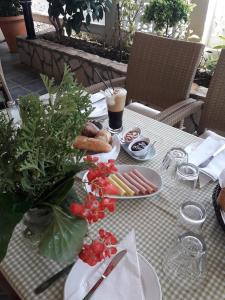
[104,87,127,134]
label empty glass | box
[175,163,199,190]
[161,148,188,186]
[163,232,207,281]
[176,201,206,236]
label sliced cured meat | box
[123,172,147,195]
[129,171,154,194]
[133,169,158,192]
[116,173,140,195]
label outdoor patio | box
[0,1,225,300]
[0,42,46,100]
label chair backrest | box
[198,49,225,135]
[0,59,13,108]
[126,32,204,110]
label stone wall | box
[16,35,127,86]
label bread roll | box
[73,136,112,153]
[82,122,99,137]
[95,130,112,143]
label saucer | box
[121,142,156,161]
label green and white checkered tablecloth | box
[1,109,225,300]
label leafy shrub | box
[142,0,194,37]
[47,0,112,39]
[0,0,23,17]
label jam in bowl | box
[128,137,151,157]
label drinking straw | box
[93,68,113,95]
[106,69,114,90]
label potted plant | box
[142,0,194,38]
[0,0,26,52]
[0,66,119,265]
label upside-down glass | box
[176,201,206,236]
[104,87,127,134]
[175,163,199,190]
[163,232,207,281]
[161,148,188,186]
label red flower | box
[70,192,117,223]
[83,155,99,163]
[79,229,118,266]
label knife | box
[199,144,225,168]
[82,249,127,300]
[34,262,74,295]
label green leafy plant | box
[0,0,23,17]
[115,0,144,47]
[0,66,92,263]
[214,35,225,50]
[47,0,112,40]
[142,0,194,37]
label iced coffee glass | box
[104,87,127,134]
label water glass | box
[161,148,188,185]
[175,163,199,190]
[176,201,206,235]
[163,232,207,281]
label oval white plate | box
[83,164,162,199]
[81,135,120,163]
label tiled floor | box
[0,42,47,100]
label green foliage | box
[0,192,29,261]
[199,51,218,77]
[38,206,87,263]
[115,0,144,47]
[214,35,225,50]
[0,66,91,263]
[0,0,23,17]
[47,0,112,39]
[142,0,194,37]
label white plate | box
[83,164,162,199]
[81,135,120,163]
[139,253,162,300]
[64,253,162,300]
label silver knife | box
[199,144,225,168]
[82,249,127,300]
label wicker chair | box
[0,59,13,109]
[162,49,225,135]
[86,32,204,127]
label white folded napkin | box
[64,230,144,300]
[186,133,225,187]
[90,92,105,104]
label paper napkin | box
[186,133,225,187]
[64,230,144,300]
[90,92,105,104]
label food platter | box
[83,164,162,199]
[81,134,121,162]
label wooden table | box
[1,109,224,300]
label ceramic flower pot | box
[0,15,26,52]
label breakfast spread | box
[109,168,158,196]
[74,123,112,153]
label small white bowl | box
[122,127,141,144]
[128,137,151,157]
